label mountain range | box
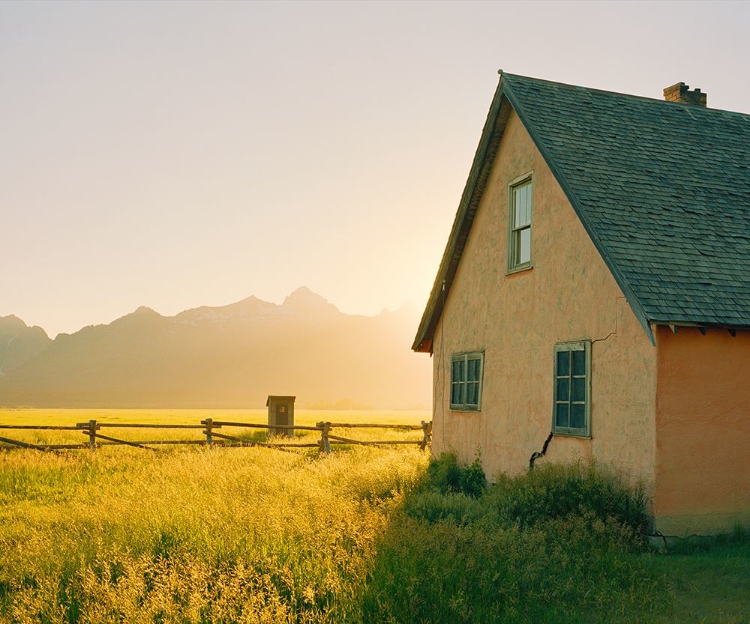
[0,287,431,409]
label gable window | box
[508,175,533,272]
[553,341,590,437]
[450,352,484,410]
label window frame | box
[450,351,484,411]
[507,173,534,274]
[552,341,591,438]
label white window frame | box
[552,341,591,437]
[450,352,484,411]
[507,173,533,273]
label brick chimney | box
[663,82,707,107]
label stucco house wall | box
[431,110,657,487]
[654,325,750,534]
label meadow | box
[1,409,749,623]
[0,408,431,448]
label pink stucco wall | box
[654,325,750,535]
[431,109,657,489]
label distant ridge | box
[0,316,51,377]
[0,288,430,409]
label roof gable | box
[414,72,750,352]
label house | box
[413,71,750,536]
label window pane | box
[572,349,586,376]
[555,404,569,428]
[467,382,477,405]
[455,359,465,382]
[518,227,531,264]
[514,184,531,227]
[523,185,531,224]
[451,358,464,406]
[571,404,586,429]
[468,358,480,382]
[572,378,586,402]
[556,378,570,401]
[556,351,570,377]
[514,187,524,227]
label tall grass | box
[0,444,428,623]
[363,455,666,623]
[0,408,430,448]
[3,431,746,623]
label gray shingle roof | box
[414,73,750,351]
[504,72,750,331]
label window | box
[450,352,484,410]
[508,176,533,272]
[553,341,590,437]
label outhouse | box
[267,395,295,438]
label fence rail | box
[0,418,432,454]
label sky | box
[2,1,749,338]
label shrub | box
[489,460,649,535]
[365,457,664,623]
[423,453,487,498]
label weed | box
[424,452,487,498]
[490,460,650,534]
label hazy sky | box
[2,1,749,338]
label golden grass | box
[0,417,430,623]
[0,408,431,448]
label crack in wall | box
[592,331,616,345]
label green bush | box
[489,461,649,534]
[410,455,648,536]
[364,456,664,623]
[403,453,487,525]
[423,452,487,498]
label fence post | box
[317,421,331,454]
[204,418,213,446]
[419,420,432,451]
[88,419,97,451]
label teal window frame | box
[450,352,484,411]
[507,174,533,273]
[552,341,591,437]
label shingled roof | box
[413,72,750,351]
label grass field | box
[1,409,749,623]
[0,408,431,448]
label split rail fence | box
[0,419,432,454]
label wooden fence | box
[0,419,432,454]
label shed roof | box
[414,72,750,352]
[266,395,296,406]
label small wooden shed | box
[267,395,295,438]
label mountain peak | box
[0,289,432,409]
[0,315,27,330]
[282,287,339,314]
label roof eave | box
[651,319,750,331]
